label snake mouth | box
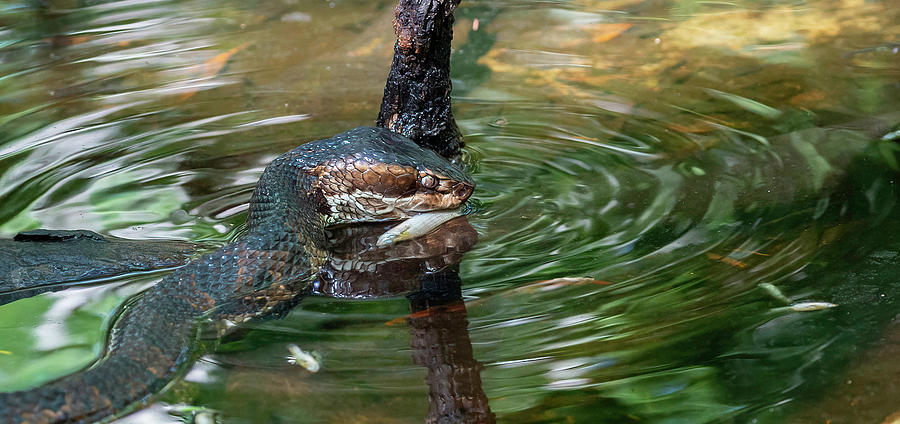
[321,175,473,225]
[392,182,473,217]
[321,186,472,226]
[312,137,474,226]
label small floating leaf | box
[759,283,791,304]
[705,88,782,119]
[590,23,633,44]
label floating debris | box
[286,344,321,373]
[384,302,468,326]
[530,277,611,291]
[195,411,216,424]
[707,252,749,268]
[759,282,792,304]
[788,302,838,312]
[167,406,219,424]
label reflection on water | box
[1,0,899,423]
[177,219,494,424]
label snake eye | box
[455,186,471,199]
[420,175,437,189]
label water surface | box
[0,0,898,423]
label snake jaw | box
[293,127,474,229]
[316,165,473,226]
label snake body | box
[0,127,474,424]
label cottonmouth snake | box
[0,127,474,424]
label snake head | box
[309,128,474,226]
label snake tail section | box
[0,139,328,423]
[0,230,199,307]
[0,226,320,423]
[0,290,198,423]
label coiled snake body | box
[0,127,474,424]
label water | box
[1,0,898,423]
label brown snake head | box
[304,127,474,225]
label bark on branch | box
[377,0,463,159]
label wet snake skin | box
[0,127,474,424]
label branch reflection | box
[315,217,495,423]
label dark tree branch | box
[377,0,463,159]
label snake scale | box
[0,127,475,424]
